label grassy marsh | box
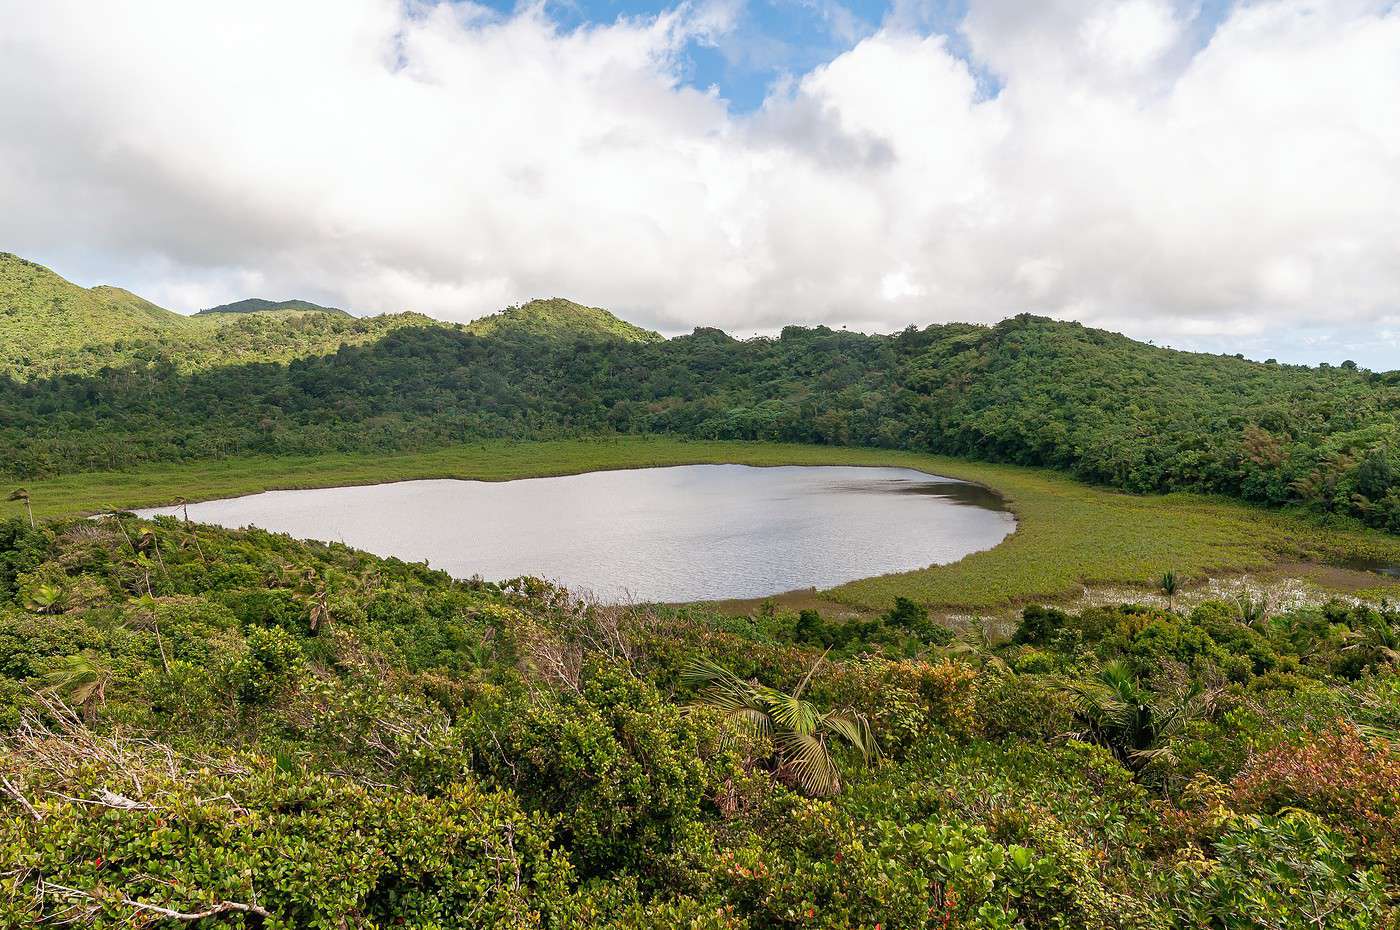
[6,437,1399,610]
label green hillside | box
[0,261,659,382]
[0,253,194,379]
[465,297,662,343]
[1,251,1396,531]
[196,297,350,316]
[0,255,454,379]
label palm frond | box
[684,658,760,708]
[774,729,841,796]
[682,657,743,689]
[763,689,821,736]
[68,680,101,706]
[722,706,774,741]
[822,711,880,763]
[686,655,881,795]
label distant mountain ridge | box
[196,297,351,317]
[0,254,662,379]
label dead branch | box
[42,789,153,811]
[1,775,42,822]
[38,879,271,921]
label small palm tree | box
[43,651,112,725]
[1159,570,1178,612]
[1063,661,1221,770]
[684,652,878,796]
[7,488,34,529]
[1065,660,1154,760]
[1133,680,1224,772]
[1343,612,1400,668]
[23,582,65,614]
[1235,593,1269,629]
[948,616,1013,675]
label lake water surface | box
[137,465,1015,602]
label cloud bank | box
[1,0,1397,365]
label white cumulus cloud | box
[0,0,1396,366]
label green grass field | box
[6,437,1400,610]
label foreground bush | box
[1,709,571,927]
[1163,811,1389,930]
[3,518,1400,927]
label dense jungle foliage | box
[3,515,1399,926]
[4,302,1398,530]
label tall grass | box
[6,437,1398,610]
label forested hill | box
[0,253,447,380]
[465,297,662,343]
[0,252,193,379]
[3,273,1398,530]
[0,256,654,379]
[196,297,350,316]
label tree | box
[1064,660,1154,761]
[42,650,112,725]
[794,609,825,644]
[1062,660,1221,770]
[7,488,33,529]
[683,652,878,796]
[1159,570,1178,612]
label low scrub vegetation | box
[3,515,1400,926]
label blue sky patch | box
[466,0,1241,111]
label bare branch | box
[39,880,271,921]
[1,775,42,822]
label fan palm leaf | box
[41,651,111,723]
[684,653,879,796]
[775,729,842,797]
[822,712,879,764]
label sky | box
[0,0,1397,368]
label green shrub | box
[1162,811,1389,929]
[0,739,572,928]
[459,665,723,883]
[976,673,1075,741]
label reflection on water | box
[1340,558,1400,579]
[137,464,1015,603]
[826,477,1007,510]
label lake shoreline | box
[133,465,1015,603]
[10,436,1400,611]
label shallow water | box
[1339,557,1400,579]
[137,464,1015,602]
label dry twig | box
[0,775,42,822]
[38,879,270,922]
